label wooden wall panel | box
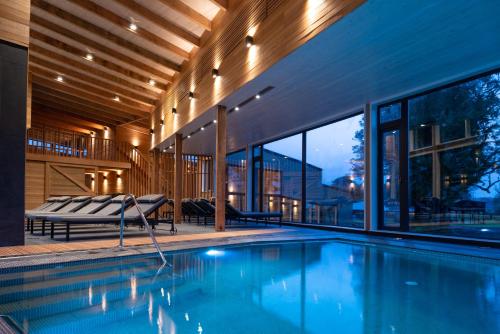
[25,161,45,210]
[116,124,151,156]
[152,0,365,147]
[48,165,92,196]
[0,0,30,47]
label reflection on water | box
[0,241,498,334]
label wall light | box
[201,127,205,131]
[172,107,177,114]
[255,94,261,100]
[168,145,173,149]
[235,106,240,111]
[187,135,191,139]
[103,126,108,131]
[150,128,154,134]
[188,91,194,100]
[212,68,219,79]
[245,35,254,48]
[160,119,164,125]
[213,119,217,124]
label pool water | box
[0,240,498,334]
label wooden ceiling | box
[29,0,226,129]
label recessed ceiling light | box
[235,106,240,111]
[255,94,261,99]
[85,53,93,61]
[129,22,138,31]
[113,96,120,102]
[245,35,254,48]
[201,127,205,131]
[148,79,156,86]
[212,68,219,79]
[187,135,191,139]
[56,75,64,82]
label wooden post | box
[174,134,183,225]
[215,105,227,231]
[152,148,160,193]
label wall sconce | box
[212,68,219,79]
[188,91,194,100]
[245,35,254,48]
[103,126,108,131]
[150,128,154,134]
[117,174,121,179]
[160,119,164,125]
[172,107,177,115]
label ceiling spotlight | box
[188,91,194,100]
[160,119,164,125]
[85,53,94,61]
[56,75,64,82]
[187,135,191,139]
[172,107,177,114]
[113,95,120,102]
[129,22,138,31]
[212,68,219,79]
[245,35,254,48]
[148,79,156,86]
[255,94,261,100]
[235,106,240,111]
[213,119,217,124]
[150,128,154,134]
[201,127,205,131]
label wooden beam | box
[30,44,161,99]
[30,55,157,106]
[157,0,212,31]
[31,74,149,118]
[30,30,170,91]
[27,153,131,169]
[31,106,110,131]
[31,0,181,73]
[208,0,228,11]
[67,0,191,59]
[32,86,137,124]
[173,133,183,225]
[114,0,200,47]
[215,105,227,232]
[30,14,177,79]
[30,64,153,112]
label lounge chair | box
[225,202,282,225]
[181,199,209,223]
[25,196,80,233]
[25,196,72,215]
[48,194,166,241]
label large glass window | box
[408,73,500,240]
[262,134,303,222]
[226,150,247,210]
[305,115,365,228]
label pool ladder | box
[119,194,169,266]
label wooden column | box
[173,134,183,225]
[152,148,160,193]
[215,105,227,231]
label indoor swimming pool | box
[0,240,498,333]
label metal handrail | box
[119,194,169,266]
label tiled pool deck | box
[0,224,499,270]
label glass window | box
[305,114,365,228]
[226,150,247,210]
[408,73,500,240]
[379,103,401,123]
[263,134,303,222]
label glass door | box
[380,129,401,230]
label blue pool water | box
[0,240,498,333]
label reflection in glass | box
[379,103,401,123]
[381,130,400,229]
[263,134,303,222]
[226,150,247,210]
[408,73,500,240]
[305,114,365,227]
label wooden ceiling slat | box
[32,97,126,126]
[30,14,175,81]
[208,0,228,11]
[32,86,136,124]
[30,30,170,91]
[30,44,161,99]
[30,55,156,106]
[157,0,212,31]
[30,64,153,112]
[31,106,110,131]
[67,0,191,60]
[31,0,181,74]
[31,74,148,118]
[114,0,201,47]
